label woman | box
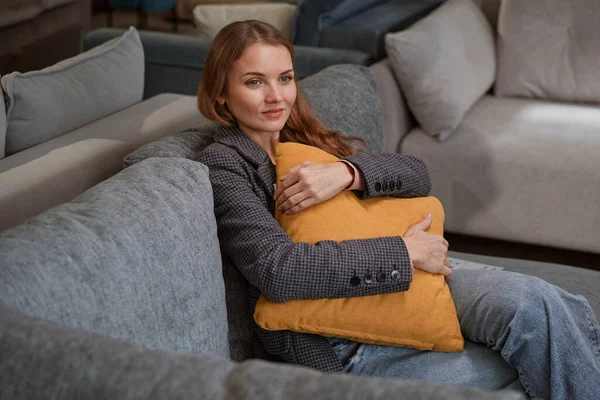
[196,20,600,399]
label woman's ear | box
[216,98,225,106]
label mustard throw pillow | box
[254,143,464,352]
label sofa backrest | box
[0,157,230,359]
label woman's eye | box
[280,76,292,83]
[247,79,261,87]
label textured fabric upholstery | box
[0,93,208,232]
[402,95,600,253]
[2,27,144,155]
[0,304,525,399]
[495,0,600,104]
[0,157,229,357]
[299,64,385,153]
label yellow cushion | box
[253,142,464,352]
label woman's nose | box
[265,84,283,103]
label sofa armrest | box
[0,304,525,400]
[370,58,414,153]
[82,29,372,99]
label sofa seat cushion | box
[0,93,208,232]
[401,95,600,253]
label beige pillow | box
[192,3,297,40]
[495,0,600,104]
[384,0,495,141]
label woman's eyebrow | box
[241,69,294,77]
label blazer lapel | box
[213,125,277,198]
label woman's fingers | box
[282,197,314,215]
[442,266,453,277]
[275,181,304,210]
[279,190,310,214]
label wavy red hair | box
[197,20,366,158]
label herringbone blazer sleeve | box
[343,152,432,199]
[199,146,413,304]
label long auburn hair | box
[197,20,366,158]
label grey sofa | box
[372,0,600,255]
[2,56,600,398]
[0,28,370,233]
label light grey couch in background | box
[373,0,600,255]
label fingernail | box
[426,213,431,219]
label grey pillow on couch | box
[495,0,600,104]
[0,26,144,156]
[124,64,387,362]
[0,157,229,359]
[385,0,496,141]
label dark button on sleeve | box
[350,276,361,286]
[389,181,395,191]
[397,180,402,189]
[364,273,373,284]
[376,271,387,282]
[391,270,401,281]
[375,182,382,191]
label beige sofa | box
[372,0,600,254]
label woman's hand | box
[403,214,452,277]
[274,161,353,214]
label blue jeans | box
[330,269,600,399]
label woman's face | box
[222,43,296,137]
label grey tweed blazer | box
[197,125,432,372]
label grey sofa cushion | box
[300,64,386,153]
[0,157,229,358]
[123,125,216,168]
[385,0,495,141]
[0,83,5,159]
[495,0,600,104]
[0,305,525,400]
[1,26,144,156]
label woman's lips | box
[263,109,284,118]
